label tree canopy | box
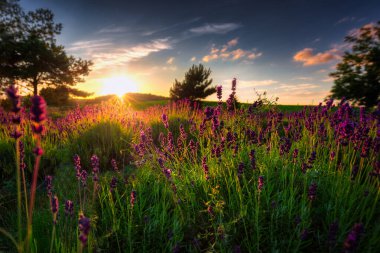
[329,21,380,108]
[0,0,92,95]
[170,64,216,101]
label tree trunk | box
[33,79,38,96]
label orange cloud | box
[293,48,340,66]
[202,39,262,62]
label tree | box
[40,86,92,106]
[170,64,216,101]
[329,21,380,108]
[0,0,92,96]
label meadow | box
[0,85,379,253]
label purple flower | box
[73,154,81,180]
[130,190,137,207]
[30,96,47,123]
[110,177,118,192]
[258,176,264,192]
[78,213,91,245]
[65,200,74,216]
[45,175,53,197]
[216,85,222,100]
[51,195,59,224]
[162,114,169,129]
[293,149,299,163]
[343,223,364,252]
[202,156,210,180]
[300,229,308,240]
[6,85,21,113]
[111,159,119,172]
[308,182,317,201]
[91,155,100,182]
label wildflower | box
[202,156,210,180]
[51,195,59,224]
[279,137,292,155]
[343,223,364,252]
[308,182,317,201]
[6,85,21,113]
[351,165,359,181]
[258,176,264,192]
[207,205,214,216]
[216,85,222,101]
[33,147,44,156]
[73,154,81,180]
[130,190,137,207]
[293,149,299,162]
[30,96,47,123]
[78,213,91,245]
[330,151,336,161]
[111,159,119,172]
[300,229,308,240]
[65,200,74,216]
[162,114,169,129]
[80,170,88,187]
[110,177,118,192]
[45,175,53,197]
[90,155,100,182]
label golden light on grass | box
[100,75,139,97]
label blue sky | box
[20,0,380,104]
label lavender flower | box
[91,155,100,182]
[45,175,53,197]
[110,177,118,192]
[202,156,210,180]
[343,223,364,252]
[258,176,264,192]
[327,220,339,248]
[308,182,317,201]
[111,159,119,172]
[249,149,256,170]
[65,200,74,216]
[51,195,59,224]
[6,85,21,113]
[30,96,47,123]
[162,114,169,129]
[237,162,244,178]
[216,85,222,101]
[74,154,81,180]
[78,213,91,245]
[130,190,137,207]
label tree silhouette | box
[0,0,92,95]
[170,64,216,101]
[40,86,92,106]
[329,21,380,108]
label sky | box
[20,0,380,104]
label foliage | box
[170,64,216,101]
[330,21,380,108]
[0,0,92,95]
[40,86,92,106]
[1,89,380,252]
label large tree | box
[170,64,216,101]
[329,21,380,108]
[0,0,92,95]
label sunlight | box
[100,75,139,97]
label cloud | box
[293,48,340,66]
[335,17,356,25]
[68,39,113,51]
[97,25,127,34]
[190,56,196,62]
[234,79,279,88]
[227,38,239,47]
[166,57,175,64]
[293,77,313,81]
[322,77,334,82]
[348,22,378,38]
[202,39,262,62]
[189,23,241,34]
[89,38,172,70]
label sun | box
[100,75,139,97]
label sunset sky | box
[21,0,380,104]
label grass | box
[0,96,379,252]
